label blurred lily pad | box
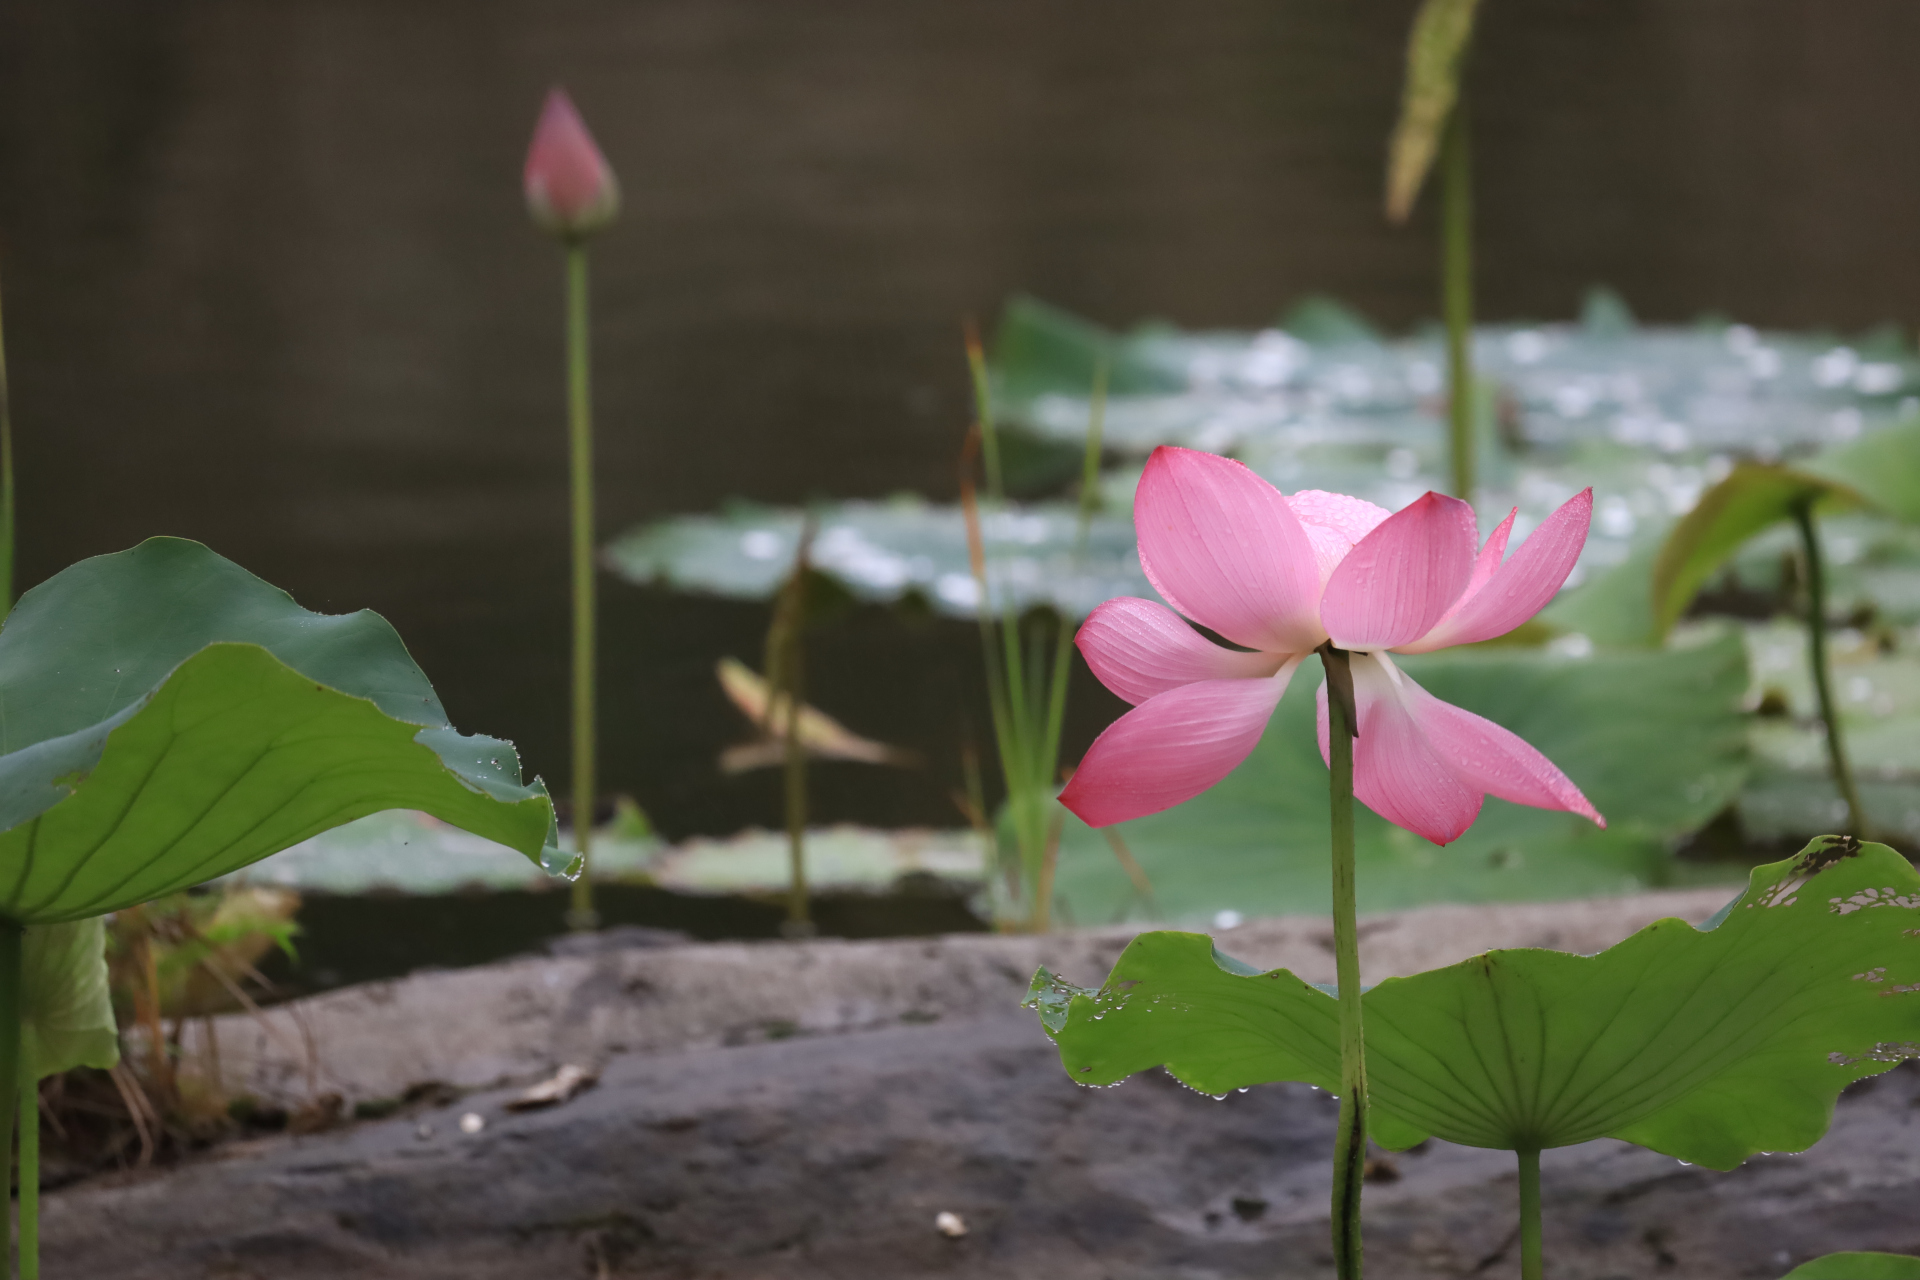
[228,813,984,898]
[1051,634,1752,926]
[648,825,984,893]
[603,496,1148,620]
[993,297,1920,620]
[225,810,659,895]
[1740,620,1920,845]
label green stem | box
[782,603,810,931]
[0,921,19,1270]
[0,266,14,614]
[1441,97,1475,506]
[18,1067,35,1280]
[565,242,598,929]
[1793,499,1865,836]
[1517,1148,1543,1280]
[1320,644,1365,1279]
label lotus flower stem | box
[0,268,14,613]
[0,921,18,1268]
[18,1068,36,1279]
[767,522,816,932]
[1320,642,1367,1279]
[1441,96,1475,506]
[1792,498,1865,835]
[783,680,809,930]
[1517,1148,1544,1280]
[566,242,599,928]
[524,87,618,929]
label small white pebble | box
[935,1211,968,1238]
[459,1112,486,1135]
[414,1122,435,1140]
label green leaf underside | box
[21,918,117,1078]
[0,643,555,924]
[1783,1254,1920,1279]
[1029,839,1920,1169]
[601,495,1147,621]
[0,539,563,923]
[1052,635,1750,924]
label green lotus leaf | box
[1783,1255,1920,1279]
[1028,838,1920,1168]
[0,538,563,925]
[21,918,116,1079]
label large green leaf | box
[1052,634,1751,925]
[1783,1256,1920,1279]
[1385,0,1482,222]
[1029,838,1920,1168]
[1650,463,1851,639]
[21,918,116,1079]
[0,539,562,924]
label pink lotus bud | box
[523,88,620,239]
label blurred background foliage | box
[8,0,1920,843]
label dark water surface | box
[3,1,1919,837]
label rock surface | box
[47,888,1920,1277]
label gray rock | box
[49,888,1920,1276]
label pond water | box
[4,0,1920,838]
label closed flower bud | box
[523,88,620,239]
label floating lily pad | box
[602,496,1148,619]
[1050,634,1751,926]
[994,296,1917,460]
[1029,838,1920,1168]
[222,809,657,895]
[647,825,985,893]
[227,814,984,897]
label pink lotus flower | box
[1057,446,1604,845]
[524,88,621,238]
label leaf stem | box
[1320,643,1366,1280]
[769,524,815,933]
[1792,498,1865,836]
[0,920,19,1270]
[1517,1148,1543,1280]
[1441,95,1475,506]
[565,241,599,929]
[18,1068,35,1280]
[0,264,14,614]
